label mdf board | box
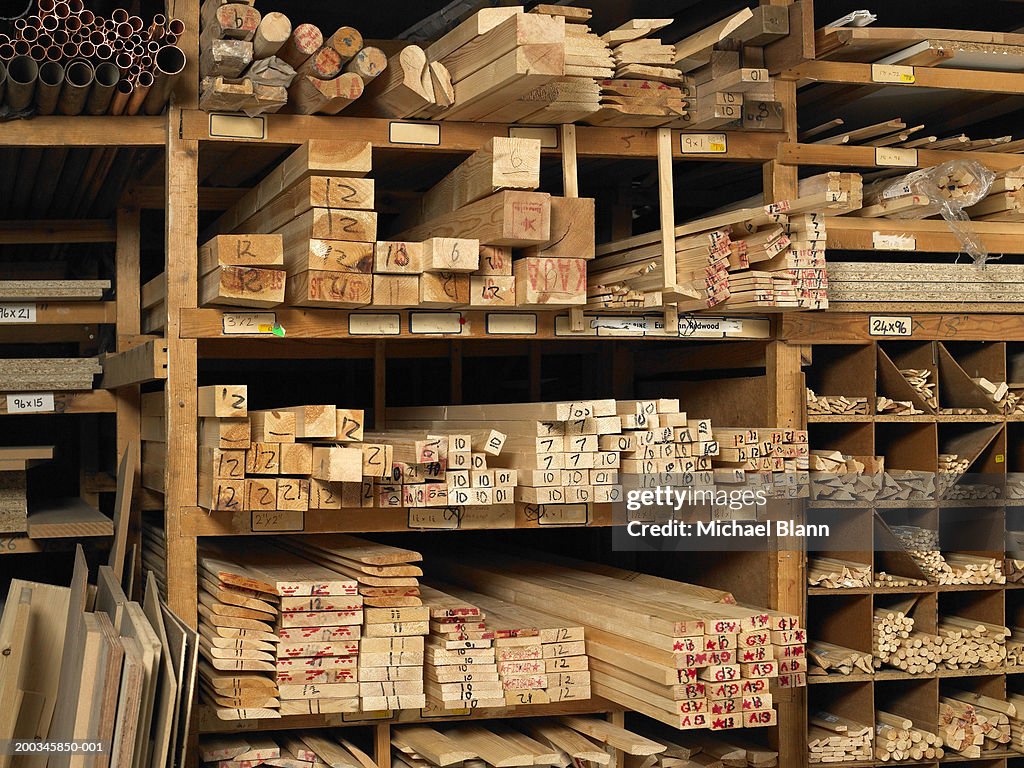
[96,565,130,632]
[93,613,125,768]
[0,580,69,768]
[143,576,178,768]
[109,637,144,768]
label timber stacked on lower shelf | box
[826,263,1024,312]
[808,712,873,763]
[874,712,944,763]
[432,552,805,730]
[807,641,873,676]
[199,731,378,768]
[588,183,861,313]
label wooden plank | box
[101,339,169,389]
[27,499,113,539]
[397,191,550,246]
[47,547,89,768]
[0,587,31,753]
[144,575,178,768]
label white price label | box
[680,133,728,154]
[389,122,440,146]
[209,113,266,139]
[0,303,36,323]
[875,147,918,167]
[349,313,401,336]
[222,312,278,335]
[869,316,913,337]
[6,393,55,413]
[680,316,744,337]
[872,232,917,251]
[486,313,537,335]
[871,64,916,84]
[409,312,462,334]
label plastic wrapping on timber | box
[869,160,996,264]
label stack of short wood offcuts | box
[808,451,883,502]
[806,389,868,415]
[807,641,873,677]
[807,557,871,588]
[200,1,386,114]
[940,691,1014,757]
[808,711,873,763]
[202,137,594,310]
[432,551,805,730]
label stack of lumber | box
[278,536,428,712]
[901,369,938,409]
[808,712,873,763]
[0,446,52,534]
[200,3,385,115]
[891,525,950,581]
[0,358,101,391]
[937,453,972,496]
[874,712,944,762]
[806,389,868,415]
[803,116,1017,152]
[943,692,1015,755]
[944,554,1004,584]
[808,641,874,676]
[589,188,856,314]
[707,426,810,500]
[392,718,666,768]
[940,694,1010,757]
[432,583,590,706]
[876,471,935,500]
[199,235,286,308]
[672,7,789,131]
[197,543,362,719]
[417,585,504,711]
[858,163,991,219]
[432,552,805,730]
[826,263,1024,312]
[206,140,376,308]
[968,166,1024,221]
[809,451,883,502]
[647,731,779,767]
[807,557,871,589]
[587,18,689,127]
[875,396,924,415]
[0,546,197,768]
[0,279,109,300]
[938,616,1009,670]
[200,731,377,768]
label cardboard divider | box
[875,676,940,738]
[938,343,1001,414]
[806,344,877,411]
[876,422,938,473]
[877,344,936,415]
[939,507,1006,561]
[809,592,874,656]
[873,511,931,584]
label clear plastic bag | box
[867,160,996,264]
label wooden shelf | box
[808,583,1009,596]
[180,503,616,537]
[783,314,1024,344]
[0,116,166,147]
[0,302,116,326]
[180,308,772,343]
[779,142,1024,172]
[196,700,614,734]
[825,217,1024,255]
[181,109,784,160]
[0,390,115,415]
[783,59,1024,95]
[808,667,1007,685]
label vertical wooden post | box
[374,722,391,768]
[115,204,142,592]
[656,128,678,332]
[561,123,585,332]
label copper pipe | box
[111,9,128,24]
[78,41,94,58]
[108,77,131,114]
[103,19,115,32]
[0,45,15,62]
[0,35,10,46]
[167,18,184,36]
[128,63,140,78]
[50,30,66,44]
[130,33,142,46]
[140,55,152,70]
[12,40,29,57]
[38,0,55,16]
[115,52,131,73]
[6,55,38,110]
[13,19,25,32]
[126,68,151,114]
[128,16,143,33]
[61,41,76,58]
[26,15,41,28]
[58,58,92,114]
[68,0,83,14]
[41,15,58,31]
[37,34,52,48]
[116,22,132,38]
[29,45,44,61]
[86,60,117,114]
[53,2,70,19]
[35,60,63,114]
[163,33,177,45]
[143,43,184,115]
[112,38,124,51]
[95,43,111,60]
[21,26,37,42]
[45,45,61,61]
[80,10,94,25]
[146,41,158,54]
[89,30,103,45]
[65,15,81,33]
[133,44,144,57]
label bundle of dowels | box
[873,571,929,588]
[200,1,386,115]
[874,712,944,763]
[199,731,379,768]
[807,641,874,676]
[809,451,883,501]
[943,691,1016,755]
[808,711,873,763]
[872,604,918,669]
[940,693,1011,757]
[807,557,872,589]
[890,525,951,582]
[937,616,1009,671]
[588,187,856,314]
[806,389,869,415]
[431,551,805,730]
[944,554,1005,584]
